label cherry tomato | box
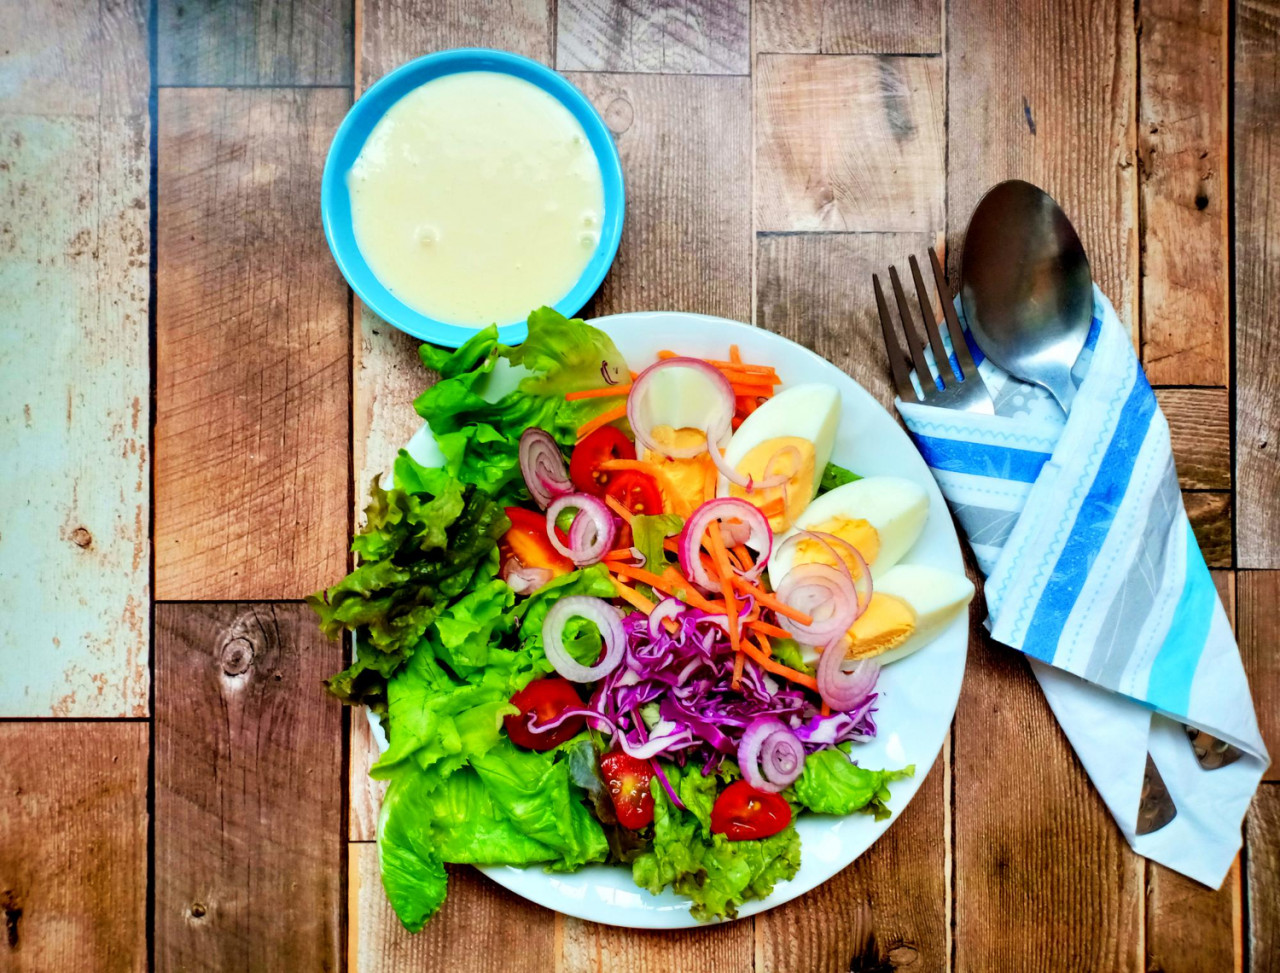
[569,426,636,496]
[603,469,664,518]
[599,750,656,830]
[710,780,792,841]
[501,507,573,576]
[504,678,585,751]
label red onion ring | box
[775,562,861,644]
[518,428,573,509]
[626,358,734,459]
[541,595,626,683]
[677,498,773,592]
[776,530,873,618]
[816,643,880,712]
[738,717,806,792]
[501,558,552,596]
[546,493,617,566]
[648,597,683,638]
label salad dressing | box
[348,71,605,326]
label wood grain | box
[756,54,945,233]
[155,87,351,600]
[155,602,344,971]
[557,0,750,74]
[1157,387,1231,490]
[157,0,353,85]
[560,917,753,973]
[954,635,1143,972]
[1237,572,1280,781]
[349,844,554,972]
[0,722,147,972]
[947,0,1138,329]
[756,232,937,413]
[571,72,752,320]
[754,759,948,973]
[1137,0,1229,385]
[350,697,389,841]
[1147,859,1242,973]
[1234,0,1280,568]
[1246,785,1280,971]
[1186,491,1233,569]
[359,0,554,88]
[0,0,150,716]
[754,0,942,55]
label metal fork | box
[874,249,995,414]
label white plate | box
[372,311,968,929]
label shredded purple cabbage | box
[583,599,879,773]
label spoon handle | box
[1040,366,1077,414]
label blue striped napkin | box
[896,286,1268,886]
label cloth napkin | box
[895,285,1269,887]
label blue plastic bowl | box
[321,49,625,347]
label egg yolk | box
[727,436,816,530]
[791,515,881,570]
[644,425,716,510]
[844,593,917,659]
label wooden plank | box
[157,0,353,85]
[1237,572,1280,782]
[1246,785,1280,971]
[155,602,344,971]
[1157,388,1231,490]
[556,0,750,74]
[0,722,147,972]
[954,633,1143,972]
[948,0,1138,328]
[757,232,937,414]
[571,72,752,320]
[1235,0,1280,568]
[155,88,351,601]
[1186,492,1233,569]
[0,0,150,717]
[754,757,948,973]
[754,0,941,55]
[560,917,753,973]
[350,700,388,841]
[756,54,945,233]
[349,844,555,972]
[1137,0,1229,385]
[359,0,554,88]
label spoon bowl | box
[960,180,1093,411]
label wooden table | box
[2,0,1277,969]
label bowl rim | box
[320,47,626,348]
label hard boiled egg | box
[716,384,840,531]
[842,564,974,665]
[767,476,928,588]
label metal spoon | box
[960,180,1093,412]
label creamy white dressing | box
[348,71,605,327]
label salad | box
[309,308,974,929]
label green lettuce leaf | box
[787,744,913,820]
[769,637,815,676]
[415,307,629,503]
[817,461,861,495]
[631,513,684,573]
[632,764,802,921]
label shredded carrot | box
[732,647,746,686]
[730,575,813,625]
[658,566,726,614]
[611,562,702,606]
[565,383,632,401]
[597,459,690,516]
[742,636,818,691]
[747,618,793,640]
[604,494,634,524]
[611,575,678,633]
[730,382,776,399]
[629,371,641,381]
[820,702,831,717]
[729,344,742,364]
[707,521,741,674]
[755,631,773,658]
[576,403,627,441]
[604,548,635,561]
[663,537,679,553]
[732,544,753,569]
[657,350,778,378]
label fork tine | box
[889,265,935,395]
[928,248,980,380]
[873,273,918,403]
[909,254,957,385]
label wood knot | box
[1195,193,1209,210]
[70,526,92,548]
[190,902,206,919]
[220,637,254,676]
[601,96,634,136]
[2,890,21,950]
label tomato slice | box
[504,678,585,751]
[710,780,792,841]
[501,507,573,576]
[599,750,656,830]
[570,426,636,496]
[602,470,663,517]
